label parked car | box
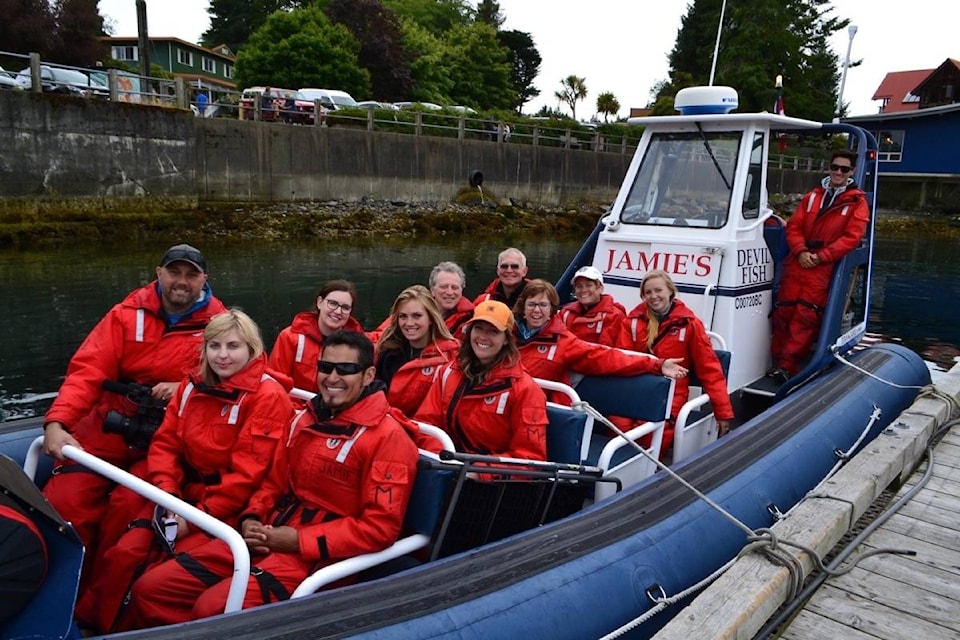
[239,87,318,124]
[14,65,108,97]
[445,105,477,115]
[299,88,358,111]
[356,100,399,111]
[0,66,23,91]
[394,101,443,111]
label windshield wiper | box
[695,122,732,191]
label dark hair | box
[513,279,560,319]
[830,149,857,167]
[322,330,374,369]
[458,322,520,383]
[314,279,358,311]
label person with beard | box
[127,331,419,626]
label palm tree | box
[596,91,620,122]
[554,74,587,120]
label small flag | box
[774,77,787,152]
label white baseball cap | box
[572,265,604,284]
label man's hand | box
[717,420,731,436]
[242,520,300,555]
[42,421,81,460]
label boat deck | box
[780,424,960,640]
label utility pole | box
[136,0,150,82]
[834,24,858,123]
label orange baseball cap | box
[467,300,514,332]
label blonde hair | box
[199,308,264,384]
[640,270,678,350]
[378,285,454,354]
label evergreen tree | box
[439,22,513,110]
[382,0,472,37]
[660,0,848,122]
[475,0,503,29]
[400,17,453,103]
[203,0,309,52]
[324,0,414,101]
[498,29,540,114]
[50,0,106,66]
[0,0,59,59]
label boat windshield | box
[620,131,742,228]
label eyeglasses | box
[524,301,552,310]
[317,360,367,375]
[829,164,853,174]
[322,298,352,314]
[499,263,522,270]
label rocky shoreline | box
[0,195,956,248]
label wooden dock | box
[780,424,960,640]
[652,366,960,640]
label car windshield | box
[331,95,356,107]
[619,131,742,229]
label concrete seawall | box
[2,91,824,211]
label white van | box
[298,88,358,111]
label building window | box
[223,64,233,79]
[202,57,216,73]
[876,129,903,163]
[177,49,194,66]
[111,45,138,62]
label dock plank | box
[844,522,960,578]
[878,510,960,551]
[780,609,878,640]
[851,547,960,602]
[802,584,957,640]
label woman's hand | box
[661,358,688,379]
[151,381,179,402]
[717,420,731,436]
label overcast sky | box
[98,0,955,119]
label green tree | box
[382,0,472,37]
[596,91,620,122]
[555,75,587,120]
[498,29,540,114]
[324,0,414,101]
[661,0,848,122]
[400,17,453,102]
[202,0,309,52]
[438,22,513,110]
[234,6,370,97]
[50,0,106,66]
[475,0,503,29]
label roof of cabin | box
[872,69,933,113]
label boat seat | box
[545,402,592,465]
[575,374,674,501]
[764,214,788,298]
[2,425,53,489]
[291,455,456,598]
[673,349,733,463]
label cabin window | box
[111,45,138,62]
[620,131,740,229]
[177,48,194,66]
[223,64,234,79]
[876,129,903,163]
[742,132,764,219]
[202,57,216,73]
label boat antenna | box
[708,0,729,86]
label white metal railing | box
[23,436,250,615]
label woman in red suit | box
[77,309,294,634]
[415,301,548,462]
[625,270,735,453]
[375,285,459,417]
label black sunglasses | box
[499,262,522,270]
[317,360,367,375]
[829,163,853,174]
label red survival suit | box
[771,178,869,375]
[379,337,460,417]
[626,299,734,452]
[77,355,294,633]
[559,294,631,348]
[42,282,225,578]
[515,315,663,404]
[415,359,548,461]
[268,311,366,392]
[444,296,475,337]
[472,277,530,310]
[128,384,418,626]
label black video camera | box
[101,380,169,450]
